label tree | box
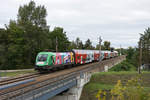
[16,1,49,66]
[68,40,77,50]
[17,1,47,29]
[103,41,110,50]
[6,20,26,69]
[78,41,84,49]
[84,38,94,49]
[139,28,150,64]
[126,47,139,67]
[126,47,135,60]
[68,37,84,50]
[0,1,50,69]
[0,28,9,69]
[96,44,105,50]
[131,48,139,68]
[49,27,69,52]
[96,41,111,50]
[75,37,84,49]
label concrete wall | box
[51,72,91,100]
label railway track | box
[0,56,126,100]
[0,73,40,86]
[0,56,125,87]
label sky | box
[0,0,150,48]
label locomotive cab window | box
[37,54,48,61]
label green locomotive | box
[35,52,74,71]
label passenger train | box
[35,49,118,72]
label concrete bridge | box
[51,56,125,100]
[0,56,125,100]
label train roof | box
[114,51,118,53]
[38,51,72,54]
[72,49,111,54]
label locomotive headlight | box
[46,62,48,65]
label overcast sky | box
[0,0,150,48]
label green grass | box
[81,59,150,100]
[81,71,150,100]
[85,83,114,92]
[94,71,138,75]
[84,71,130,92]
[0,70,36,77]
[84,71,150,92]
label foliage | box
[126,47,135,60]
[103,41,110,50]
[139,28,150,64]
[96,41,111,50]
[0,1,68,69]
[114,46,139,70]
[96,76,150,100]
[125,47,139,68]
[115,48,127,55]
[0,1,50,69]
[49,27,70,51]
[84,38,95,49]
[69,37,95,50]
[81,71,150,100]
[0,1,117,69]
[109,60,136,71]
[69,37,84,49]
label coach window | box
[51,56,55,64]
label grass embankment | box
[0,70,36,77]
[80,71,150,100]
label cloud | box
[0,0,150,48]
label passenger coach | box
[35,49,118,72]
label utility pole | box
[120,45,121,55]
[56,37,58,52]
[99,36,102,61]
[139,39,142,74]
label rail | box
[0,55,126,100]
[0,73,39,86]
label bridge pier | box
[50,72,91,100]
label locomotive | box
[35,49,118,72]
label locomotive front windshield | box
[37,54,48,61]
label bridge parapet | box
[51,55,126,100]
[1,56,126,100]
[51,71,92,100]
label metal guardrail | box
[0,78,35,90]
[1,67,92,100]
[0,56,126,100]
[13,76,77,100]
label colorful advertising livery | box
[35,49,118,72]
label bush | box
[109,60,136,71]
[96,75,150,100]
